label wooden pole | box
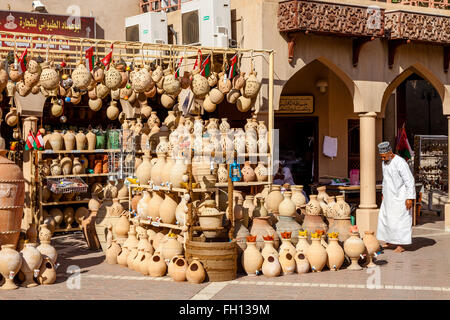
[187,148,194,242]
[268,50,275,185]
[227,151,236,241]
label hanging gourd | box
[163,71,181,97]
[92,66,104,83]
[151,58,164,83]
[96,83,110,99]
[24,45,41,89]
[144,85,157,98]
[208,72,218,87]
[209,87,224,105]
[160,93,176,109]
[120,83,133,101]
[88,86,97,100]
[236,95,253,113]
[51,98,64,117]
[110,88,120,100]
[105,63,122,90]
[8,59,22,82]
[232,71,246,90]
[190,70,209,99]
[89,97,103,111]
[218,72,232,94]
[226,89,240,104]
[72,63,92,90]
[39,61,59,91]
[132,67,152,93]
[116,57,128,88]
[243,53,261,99]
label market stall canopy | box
[14,92,46,117]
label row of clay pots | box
[40,206,89,230]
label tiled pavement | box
[1,212,449,300]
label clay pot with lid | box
[305,237,327,272]
[20,243,42,287]
[0,244,22,290]
[326,237,345,271]
[343,230,365,271]
[363,231,380,268]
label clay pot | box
[278,191,296,217]
[105,239,121,264]
[37,224,57,264]
[75,207,89,225]
[105,65,122,90]
[217,163,228,183]
[161,157,175,184]
[116,243,129,267]
[161,235,183,261]
[94,159,102,174]
[278,237,296,257]
[186,258,206,284]
[60,156,72,175]
[136,191,151,219]
[209,87,225,105]
[203,95,217,113]
[49,208,63,227]
[72,157,84,175]
[159,193,178,224]
[74,131,86,150]
[113,214,130,245]
[295,235,310,254]
[131,194,142,212]
[88,98,103,111]
[328,196,352,243]
[363,231,380,268]
[294,251,310,273]
[133,68,153,93]
[48,131,63,151]
[254,162,268,182]
[261,240,279,260]
[218,73,232,94]
[19,243,42,288]
[306,238,327,272]
[169,157,187,188]
[326,238,345,271]
[39,62,59,90]
[266,185,284,214]
[241,161,256,182]
[291,185,306,209]
[197,200,224,239]
[191,71,210,99]
[170,257,187,282]
[160,93,176,109]
[63,207,75,229]
[262,254,281,278]
[242,241,263,276]
[85,130,96,151]
[226,89,240,104]
[325,196,336,225]
[148,253,167,277]
[148,191,164,218]
[0,244,22,290]
[5,107,19,127]
[242,195,255,224]
[63,131,76,151]
[243,71,261,99]
[36,257,56,285]
[163,73,181,96]
[343,231,365,271]
[107,101,120,120]
[302,195,327,237]
[135,154,153,186]
[150,153,166,186]
[279,250,296,275]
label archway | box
[275,58,358,193]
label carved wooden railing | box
[372,0,450,10]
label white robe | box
[377,155,416,245]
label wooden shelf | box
[45,173,113,179]
[139,219,184,230]
[42,200,90,206]
[40,149,120,154]
[54,227,82,233]
[129,181,269,192]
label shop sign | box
[278,95,314,113]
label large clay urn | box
[328,195,352,243]
[75,131,87,150]
[20,243,42,287]
[148,191,164,218]
[137,191,151,219]
[0,145,25,247]
[63,131,76,151]
[326,237,345,271]
[160,157,175,185]
[261,238,278,260]
[265,185,283,214]
[305,237,327,272]
[242,237,263,276]
[159,192,178,224]
[86,129,96,151]
[363,231,380,268]
[262,254,281,278]
[0,244,23,290]
[343,230,365,271]
[302,195,327,238]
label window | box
[348,119,360,171]
[182,10,199,45]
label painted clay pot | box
[19,243,42,288]
[0,244,22,290]
[324,196,336,226]
[186,258,206,284]
[343,231,365,271]
[217,163,228,183]
[279,250,296,275]
[302,195,327,237]
[266,185,284,214]
[262,254,281,278]
[254,162,268,182]
[105,239,121,264]
[326,238,345,271]
[261,240,279,260]
[328,195,352,243]
[159,193,178,224]
[37,224,57,264]
[241,161,256,182]
[363,231,380,268]
[243,71,261,99]
[291,185,306,209]
[294,251,310,274]
[171,257,187,282]
[305,238,327,272]
[242,240,263,276]
[36,257,56,285]
[136,154,153,185]
[148,252,167,277]
[147,191,164,218]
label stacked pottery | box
[186,258,206,284]
[343,226,365,271]
[36,224,57,264]
[328,195,352,243]
[276,191,301,245]
[326,233,345,271]
[302,195,327,239]
[305,233,327,272]
[363,231,380,268]
[0,244,22,290]
[242,235,263,276]
[261,235,279,260]
[19,243,42,288]
[250,197,279,250]
[262,254,281,278]
[278,232,296,257]
[197,198,224,239]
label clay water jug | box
[148,191,164,218]
[261,239,279,260]
[50,131,63,151]
[302,195,327,238]
[278,235,296,257]
[72,157,84,174]
[295,233,310,253]
[306,237,327,272]
[161,157,175,185]
[169,157,187,188]
[36,257,56,285]
[254,162,268,182]
[116,242,130,267]
[186,258,206,284]
[326,237,345,271]
[279,250,296,275]
[139,248,153,275]
[148,252,167,277]
[262,254,281,278]
[242,237,263,276]
[64,131,76,151]
[19,243,42,288]
[243,71,261,99]
[86,129,96,151]
[241,161,256,182]
[37,224,57,264]
[136,153,153,185]
[75,131,86,150]
[151,153,166,186]
[217,163,228,183]
[105,239,121,264]
[266,185,283,214]
[251,204,279,250]
[325,196,336,226]
[294,251,310,274]
[243,195,255,224]
[328,195,352,243]
[344,230,365,271]
[161,234,183,260]
[363,231,380,268]
[159,193,178,224]
[278,191,296,217]
[0,244,22,290]
[137,191,151,219]
[171,257,188,282]
[291,185,306,209]
[88,193,101,212]
[276,214,302,246]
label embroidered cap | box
[378,141,392,154]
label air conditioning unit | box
[125,11,168,57]
[181,0,231,48]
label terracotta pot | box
[261,240,279,260]
[131,194,142,212]
[159,193,178,224]
[139,248,153,275]
[151,153,166,186]
[279,250,296,275]
[306,238,327,272]
[37,224,57,264]
[148,252,167,277]
[242,241,263,276]
[113,214,130,245]
[197,200,224,238]
[343,231,365,271]
[105,239,121,264]
[242,195,255,224]
[75,207,89,225]
[266,185,284,214]
[302,195,327,237]
[161,236,183,261]
[0,244,22,290]
[148,191,164,218]
[170,257,187,282]
[278,191,296,217]
[186,258,206,284]
[291,185,306,209]
[19,243,42,288]
[85,130,96,151]
[137,191,151,219]
[295,235,310,254]
[102,155,109,173]
[117,244,129,267]
[63,207,75,229]
[161,157,175,185]
[363,231,380,268]
[49,207,63,227]
[326,238,345,271]
[294,251,310,274]
[262,254,281,278]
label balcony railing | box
[372,0,450,10]
[139,0,192,13]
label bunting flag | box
[35,131,44,150]
[193,49,202,71]
[85,46,95,72]
[101,44,114,70]
[25,130,37,151]
[17,48,28,74]
[175,57,183,79]
[395,125,413,161]
[228,53,238,79]
[200,54,211,77]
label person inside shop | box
[376,141,416,253]
[273,160,309,203]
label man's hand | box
[405,199,413,210]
